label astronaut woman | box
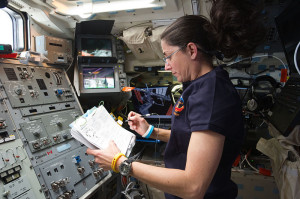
[86,0,265,198]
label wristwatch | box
[119,158,134,177]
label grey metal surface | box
[0,61,111,199]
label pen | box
[125,114,151,122]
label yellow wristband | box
[111,152,125,173]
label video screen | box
[83,67,115,89]
[81,38,112,57]
[131,87,173,115]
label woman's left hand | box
[86,140,121,171]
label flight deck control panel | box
[0,61,111,199]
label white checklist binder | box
[69,105,136,156]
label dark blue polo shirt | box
[164,65,244,199]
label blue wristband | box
[145,125,154,139]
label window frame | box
[0,6,28,52]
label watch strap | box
[126,157,135,164]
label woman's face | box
[161,40,190,82]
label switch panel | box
[0,61,112,199]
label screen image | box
[83,67,115,89]
[81,38,112,57]
[131,87,173,115]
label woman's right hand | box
[127,111,150,137]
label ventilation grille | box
[4,68,18,81]
[36,79,47,90]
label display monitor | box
[79,64,121,94]
[131,86,173,115]
[275,0,300,74]
[83,67,115,89]
[77,35,117,58]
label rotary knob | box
[14,88,22,95]
[33,131,40,137]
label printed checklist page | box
[70,105,135,156]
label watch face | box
[120,161,131,176]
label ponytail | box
[161,0,266,60]
[210,0,266,58]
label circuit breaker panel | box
[0,61,111,199]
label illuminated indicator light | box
[9,135,16,139]
[6,176,12,182]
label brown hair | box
[161,0,266,59]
